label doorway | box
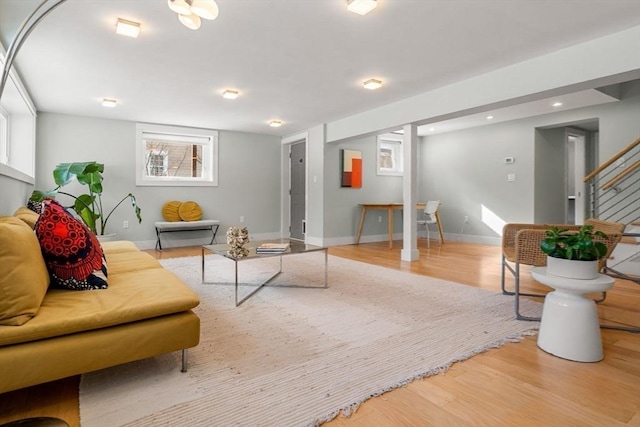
[289,141,306,241]
[566,128,587,224]
[534,122,598,225]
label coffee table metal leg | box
[235,258,284,307]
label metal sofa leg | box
[181,349,188,373]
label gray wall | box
[34,113,281,248]
[323,135,405,242]
[1,82,637,248]
[415,80,640,244]
[0,172,33,216]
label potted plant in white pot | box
[30,161,142,237]
[540,224,608,279]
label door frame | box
[280,132,308,242]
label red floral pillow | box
[35,199,108,290]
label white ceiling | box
[0,0,639,138]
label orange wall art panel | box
[341,149,362,188]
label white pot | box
[546,256,599,280]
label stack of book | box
[255,242,290,254]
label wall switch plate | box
[123,220,129,229]
[507,173,517,182]
[240,216,245,223]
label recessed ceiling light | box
[347,0,377,15]
[363,78,382,90]
[429,127,436,132]
[115,18,141,38]
[222,89,239,99]
[552,102,563,107]
[102,98,117,107]
[269,120,283,128]
[486,115,494,120]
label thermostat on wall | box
[504,157,515,164]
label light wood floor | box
[1,241,638,426]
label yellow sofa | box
[0,209,200,394]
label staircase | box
[585,136,640,283]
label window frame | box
[135,123,219,187]
[0,47,37,183]
[376,134,404,176]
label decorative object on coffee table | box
[226,226,249,259]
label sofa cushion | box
[35,200,108,290]
[0,217,50,326]
[101,240,140,254]
[0,267,200,346]
[13,206,40,229]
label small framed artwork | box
[377,134,403,176]
[340,149,362,188]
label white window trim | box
[0,106,8,164]
[376,133,404,176]
[0,47,37,182]
[135,123,219,187]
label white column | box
[401,123,419,262]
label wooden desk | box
[355,203,426,249]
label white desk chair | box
[417,200,444,247]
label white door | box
[289,141,306,241]
[566,129,586,224]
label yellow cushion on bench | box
[162,201,182,222]
[178,201,203,221]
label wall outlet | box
[378,216,382,223]
[123,220,129,229]
[464,216,470,224]
[507,173,517,182]
[240,216,245,223]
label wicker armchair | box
[501,219,624,321]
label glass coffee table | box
[202,240,328,306]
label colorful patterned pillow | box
[35,200,108,290]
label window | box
[136,123,218,186]
[377,134,403,176]
[0,50,37,182]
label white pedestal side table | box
[531,267,614,362]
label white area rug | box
[79,253,541,426]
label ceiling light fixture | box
[269,120,283,128]
[486,115,494,120]
[168,0,219,30]
[552,102,563,107]
[102,98,117,107]
[347,0,377,15]
[116,18,141,38]
[222,89,239,99]
[363,78,382,90]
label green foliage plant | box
[540,224,608,261]
[30,161,142,235]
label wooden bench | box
[154,220,220,251]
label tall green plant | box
[540,224,608,261]
[30,161,142,235]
